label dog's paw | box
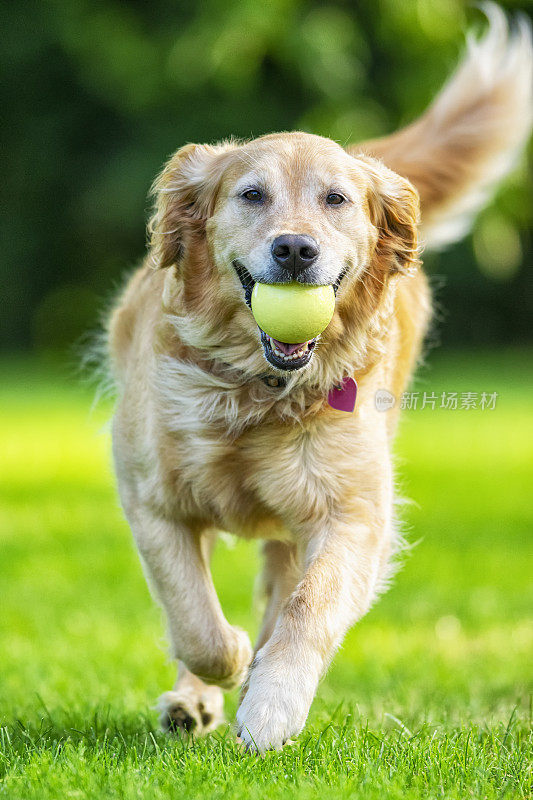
[191,627,253,691]
[157,686,225,736]
[235,652,313,753]
[235,688,307,753]
[217,627,253,690]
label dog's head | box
[149,132,419,384]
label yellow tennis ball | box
[251,282,335,343]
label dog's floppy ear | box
[359,155,421,275]
[148,141,237,269]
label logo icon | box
[375,389,396,412]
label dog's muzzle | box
[233,260,347,372]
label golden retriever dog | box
[107,7,532,752]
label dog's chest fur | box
[146,366,386,541]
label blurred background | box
[1,0,532,354]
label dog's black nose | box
[271,234,319,277]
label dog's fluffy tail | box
[355,4,533,249]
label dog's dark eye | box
[326,192,346,205]
[242,189,263,203]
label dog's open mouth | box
[260,331,317,370]
[233,260,344,372]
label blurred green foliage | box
[1,0,531,351]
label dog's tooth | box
[270,342,312,361]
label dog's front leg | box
[125,504,252,689]
[236,504,389,752]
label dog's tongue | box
[272,338,307,356]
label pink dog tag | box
[327,377,357,412]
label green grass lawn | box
[0,348,531,799]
